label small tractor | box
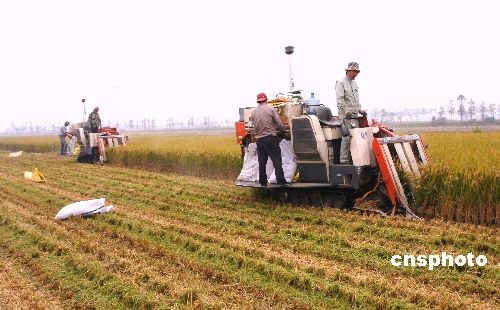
[235,46,428,217]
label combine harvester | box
[69,99,128,164]
[74,126,128,164]
[235,46,429,217]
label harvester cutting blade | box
[372,134,428,219]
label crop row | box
[0,151,498,308]
[0,131,498,226]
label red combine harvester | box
[75,125,128,164]
[235,46,428,217]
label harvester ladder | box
[372,134,429,218]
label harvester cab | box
[235,46,429,218]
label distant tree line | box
[118,117,232,131]
[3,98,499,135]
[2,117,235,135]
[432,94,497,124]
[369,108,436,123]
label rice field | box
[0,150,498,309]
[1,131,497,226]
[106,133,242,179]
[413,132,499,225]
[0,135,60,154]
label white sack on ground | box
[8,151,23,158]
[269,139,297,183]
[55,198,113,220]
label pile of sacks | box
[237,140,296,184]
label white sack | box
[265,157,274,178]
[237,143,259,182]
[269,139,297,183]
[8,151,23,158]
[55,198,113,220]
[236,143,275,182]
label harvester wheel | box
[332,193,345,209]
[310,193,323,206]
[300,193,310,205]
[343,192,355,210]
[333,200,344,209]
[270,190,279,201]
[322,195,334,208]
[289,192,301,206]
[277,191,289,203]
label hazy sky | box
[1,0,498,129]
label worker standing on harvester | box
[88,106,101,133]
[335,62,367,164]
[250,92,288,186]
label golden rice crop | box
[106,133,242,179]
[1,131,498,225]
[412,132,499,226]
[421,131,499,172]
[0,136,59,153]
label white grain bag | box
[55,198,113,220]
[237,143,259,182]
[268,139,296,183]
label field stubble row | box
[0,152,498,309]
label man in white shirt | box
[58,121,72,155]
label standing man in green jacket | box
[335,62,367,164]
[88,107,101,133]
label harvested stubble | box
[0,151,498,309]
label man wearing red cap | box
[250,93,287,186]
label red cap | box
[256,93,267,103]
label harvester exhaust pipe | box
[285,46,295,92]
[82,98,87,121]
